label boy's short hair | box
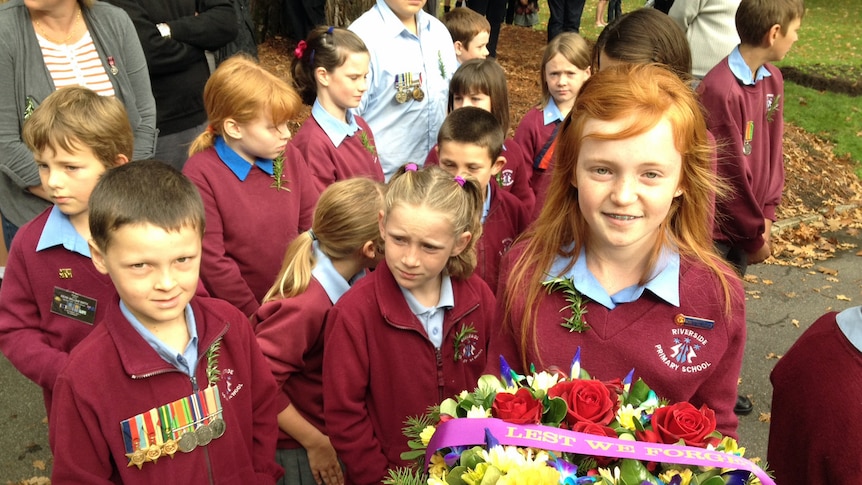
[437,106,504,161]
[22,86,133,168]
[443,7,491,46]
[89,160,206,252]
[735,0,805,46]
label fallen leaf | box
[758,412,771,423]
[856,250,862,256]
[761,279,774,285]
[837,294,852,301]
[32,459,46,470]
[784,292,798,298]
[766,352,782,360]
[826,276,840,282]
[743,274,759,283]
[817,266,838,275]
[792,319,800,327]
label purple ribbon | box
[425,418,774,485]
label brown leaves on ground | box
[259,25,861,268]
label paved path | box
[1,230,860,481]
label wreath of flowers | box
[387,350,772,485]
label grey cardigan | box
[0,0,157,226]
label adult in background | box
[548,0,586,40]
[0,0,156,251]
[465,0,505,57]
[669,0,741,80]
[104,0,237,169]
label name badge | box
[51,287,97,325]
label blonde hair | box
[384,165,484,279]
[263,178,386,302]
[540,33,591,108]
[22,86,132,167]
[189,55,301,156]
[505,64,736,369]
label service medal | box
[178,430,198,452]
[412,87,425,102]
[210,417,226,439]
[196,424,214,446]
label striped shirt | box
[37,31,115,96]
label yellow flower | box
[428,477,448,485]
[462,461,490,485]
[598,466,621,484]
[482,446,550,474]
[497,465,561,485]
[658,469,694,485]
[420,426,437,446]
[467,405,492,418]
[717,436,746,457]
[429,453,448,478]
[616,404,640,431]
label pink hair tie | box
[404,163,419,172]
[454,175,466,187]
[294,40,307,59]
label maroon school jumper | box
[698,58,785,253]
[183,144,317,316]
[0,207,115,414]
[50,296,282,484]
[476,184,528,294]
[290,113,384,194]
[323,260,496,485]
[425,138,536,215]
[768,310,862,484]
[489,243,746,436]
[252,279,332,450]
[513,107,557,220]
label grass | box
[530,0,862,165]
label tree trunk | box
[325,0,375,27]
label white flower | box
[525,371,560,398]
[466,405,491,418]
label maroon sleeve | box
[500,140,536,216]
[484,247,525,376]
[285,144,319,231]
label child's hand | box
[307,436,344,485]
[747,240,772,265]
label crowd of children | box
[0,0,823,482]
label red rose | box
[547,379,617,426]
[492,388,543,424]
[650,402,719,448]
[572,422,618,466]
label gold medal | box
[178,430,198,452]
[127,449,146,469]
[412,87,424,102]
[162,439,178,458]
[196,424,214,446]
[145,443,161,463]
[209,417,226,439]
[395,90,409,103]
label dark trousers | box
[547,0,586,41]
[2,213,17,253]
[466,0,507,57]
[607,0,622,22]
[715,242,748,277]
[653,0,674,14]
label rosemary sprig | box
[270,153,290,191]
[453,323,477,362]
[542,276,590,333]
[437,51,446,79]
[359,131,377,156]
[766,94,782,123]
[205,337,222,386]
[24,96,37,120]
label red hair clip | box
[294,40,307,59]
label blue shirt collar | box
[214,136,274,181]
[543,98,564,126]
[837,306,862,353]
[310,240,365,304]
[121,301,199,376]
[36,205,91,257]
[545,245,680,310]
[375,0,432,38]
[311,99,361,148]
[481,183,492,224]
[400,274,455,314]
[728,46,772,86]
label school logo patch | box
[457,334,483,363]
[500,169,514,187]
[220,368,244,400]
[654,327,712,374]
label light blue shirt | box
[481,183,492,224]
[543,98,565,126]
[311,99,361,148]
[400,275,454,348]
[836,306,862,353]
[349,0,457,180]
[545,245,680,310]
[728,45,772,86]
[122,301,199,377]
[214,136,274,180]
[36,205,91,257]
[310,240,365,304]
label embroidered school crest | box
[499,169,514,187]
[654,327,712,374]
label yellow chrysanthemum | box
[597,466,621,484]
[428,476,448,485]
[481,446,550,474]
[428,453,448,478]
[658,469,694,485]
[616,404,640,431]
[497,465,561,485]
[420,426,437,446]
[462,462,490,485]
